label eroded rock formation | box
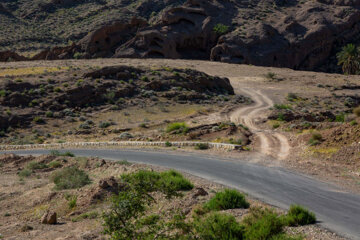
[2,0,360,72]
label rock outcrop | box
[2,0,360,72]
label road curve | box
[3,149,360,239]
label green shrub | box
[350,120,358,126]
[166,122,189,134]
[54,87,62,93]
[308,132,323,146]
[265,72,277,81]
[141,76,149,82]
[51,166,91,190]
[353,106,360,117]
[48,160,62,168]
[121,170,193,198]
[50,150,75,157]
[72,211,98,222]
[195,143,209,150]
[287,93,299,102]
[45,111,54,118]
[33,116,45,124]
[284,205,316,226]
[195,212,244,240]
[18,169,32,177]
[0,89,7,97]
[165,141,172,147]
[139,123,147,128]
[68,196,77,209]
[213,23,230,35]
[228,138,242,145]
[103,170,193,239]
[335,113,345,123]
[243,208,283,240]
[99,121,111,128]
[274,104,291,110]
[115,160,132,166]
[204,189,249,211]
[273,123,280,129]
[158,170,194,192]
[26,161,48,170]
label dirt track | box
[229,87,290,161]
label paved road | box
[3,149,360,239]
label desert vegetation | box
[0,153,328,240]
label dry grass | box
[310,147,339,156]
[96,104,206,127]
[0,66,69,77]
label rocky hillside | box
[0,0,186,52]
[1,0,360,71]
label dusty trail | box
[229,87,290,161]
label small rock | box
[20,224,33,232]
[41,211,57,225]
[192,187,208,198]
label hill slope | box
[1,0,360,72]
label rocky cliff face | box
[2,0,360,72]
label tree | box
[337,44,360,75]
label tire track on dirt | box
[229,87,290,160]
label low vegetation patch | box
[195,143,210,150]
[50,150,75,157]
[354,106,360,117]
[195,212,244,240]
[51,166,91,190]
[166,122,189,134]
[284,205,316,226]
[204,189,249,211]
[308,132,323,146]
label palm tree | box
[337,44,360,75]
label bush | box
[104,170,193,239]
[48,160,62,168]
[33,116,45,124]
[204,189,249,211]
[335,113,345,123]
[354,106,360,117]
[287,93,299,102]
[213,23,230,35]
[284,205,316,226]
[99,121,111,128]
[18,169,32,177]
[243,208,284,240]
[68,196,77,209]
[265,72,277,81]
[165,141,172,147]
[274,104,291,110]
[308,132,323,146]
[195,143,209,150]
[50,150,75,157]
[159,170,194,193]
[26,161,48,170]
[195,212,244,240]
[121,170,193,198]
[166,122,189,134]
[51,166,91,190]
[45,111,54,118]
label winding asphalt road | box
[2,149,360,239]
